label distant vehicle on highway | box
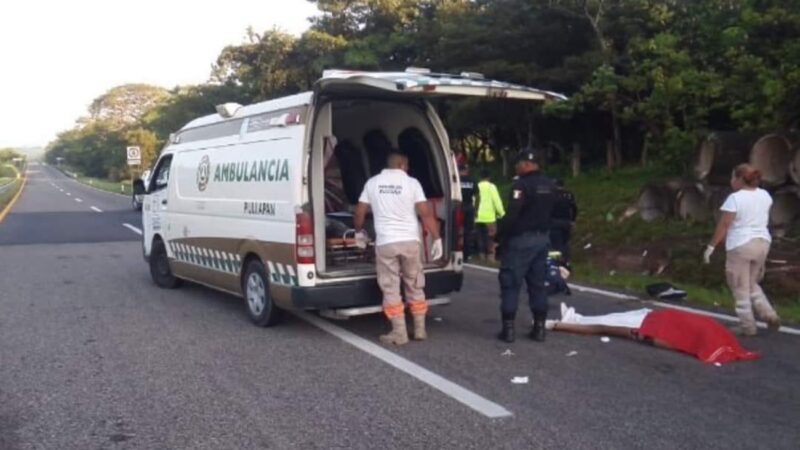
[132,169,151,210]
[133,69,565,326]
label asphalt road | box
[1,164,798,450]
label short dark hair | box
[480,168,491,179]
[387,150,408,168]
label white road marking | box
[75,198,83,203]
[65,192,71,196]
[297,312,513,419]
[90,206,103,213]
[464,264,800,336]
[122,223,142,235]
[59,189,64,192]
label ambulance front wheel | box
[149,238,182,289]
[243,259,283,327]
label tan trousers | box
[376,241,428,318]
[725,238,778,333]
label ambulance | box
[134,69,565,326]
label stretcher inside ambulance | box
[319,99,448,273]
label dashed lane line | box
[122,223,142,235]
[464,264,800,336]
[297,312,513,419]
[75,198,83,203]
[90,206,103,213]
[65,192,71,196]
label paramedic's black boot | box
[530,315,546,342]
[498,316,515,343]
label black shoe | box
[530,319,546,342]
[498,320,515,343]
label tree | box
[87,84,170,129]
[0,148,22,163]
[211,28,297,102]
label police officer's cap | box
[515,149,541,164]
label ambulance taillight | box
[296,212,315,264]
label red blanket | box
[638,309,761,364]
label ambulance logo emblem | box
[197,155,211,191]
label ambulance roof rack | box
[216,103,242,118]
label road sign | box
[126,146,141,166]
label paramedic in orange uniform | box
[354,151,442,345]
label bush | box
[656,127,698,173]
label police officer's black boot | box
[530,314,547,342]
[498,315,515,343]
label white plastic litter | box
[433,317,443,322]
[566,351,578,357]
[511,376,529,384]
[501,349,515,357]
[584,243,593,250]
[600,336,611,343]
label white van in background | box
[135,69,565,326]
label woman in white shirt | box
[704,164,781,335]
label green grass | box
[0,163,20,179]
[0,179,22,211]
[61,167,132,195]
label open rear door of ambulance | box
[314,69,568,102]
[311,69,567,278]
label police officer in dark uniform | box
[495,149,557,343]
[459,164,478,261]
[550,179,578,263]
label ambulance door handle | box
[161,199,168,205]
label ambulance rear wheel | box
[150,238,181,289]
[243,259,282,327]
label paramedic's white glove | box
[354,230,369,250]
[703,245,715,265]
[430,238,443,260]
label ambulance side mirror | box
[133,179,147,195]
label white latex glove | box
[354,230,369,250]
[430,238,443,260]
[703,245,715,264]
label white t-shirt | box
[720,188,772,251]
[359,169,427,246]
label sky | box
[0,0,319,148]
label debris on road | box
[501,349,515,357]
[583,243,593,250]
[433,317,443,322]
[600,336,611,343]
[566,350,578,357]
[511,376,529,384]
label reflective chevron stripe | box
[168,241,296,286]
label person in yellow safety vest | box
[476,169,505,260]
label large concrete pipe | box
[750,134,794,187]
[675,184,711,222]
[789,145,800,185]
[769,187,800,236]
[693,132,754,184]
[637,184,673,222]
[637,178,698,221]
[704,185,733,222]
